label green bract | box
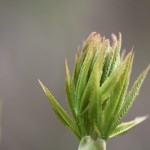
[39,32,149,150]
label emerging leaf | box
[109,116,148,138]
[109,65,150,132]
[38,79,81,139]
[98,51,132,104]
[102,52,133,137]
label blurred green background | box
[0,0,149,149]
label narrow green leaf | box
[100,49,113,85]
[88,85,98,126]
[114,51,134,114]
[106,54,134,137]
[98,51,132,104]
[75,48,93,115]
[108,116,148,139]
[73,49,83,86]
[102,52,133,137]
[65,60,76,119]
[110,65,150,131]
[38,79,81,139]
[79,44,106,114]
[89,43,106,133]
[108,33,121,74]
[76,44,106,136]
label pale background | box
[0,0,150,150]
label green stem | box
[78,136,106,150]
